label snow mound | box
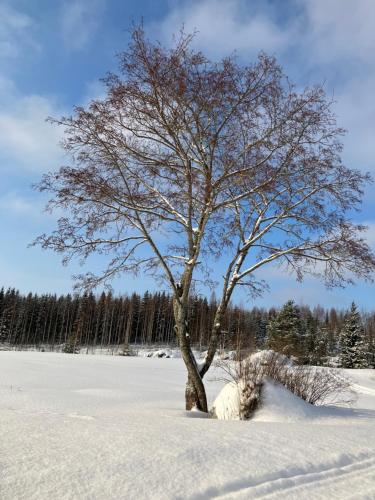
[142,348,180,358]
[212,350,299,420]
[211,381,242,420]
[212,376,320,422]
[250,349,294,367]
[253,379,319,422]
[211,378,262,421]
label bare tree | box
[34,27,375,412]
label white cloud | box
[0,75,110,176]
[61,0,106,50]
[286,1,375,175]
[0,192,33,215]
[0,4,50,172]
[0,3,39,58]
[150,0,291,58]
[0,192,47,218]
[0,82,65,173]
[82,79,106,105]
[332,77,375,172]
[151,0,375,68]
[301,0,375,65]
[151,0,375,177]
[363,222,375,249]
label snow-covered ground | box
[1,352,375,499]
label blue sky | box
[1,0,375,309]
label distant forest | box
[1,286,374,361]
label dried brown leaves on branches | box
[34,26,375,295]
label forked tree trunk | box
[173,297,208,412]
[185,373,205,411]
[182,302,228,411]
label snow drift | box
[1,351,375,499]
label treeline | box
[266,300,374,367]
[0,287,375,362]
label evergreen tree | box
[252,308,268,349]
[339,302,369,368]
[310,326,328,365]
[267,300,303,359]
[62,331,80,353]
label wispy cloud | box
[150,0,375,175]
[0,3,39,58]
[0,191,46,218]
[150,0,291,58]
[61,0,107,50]
[0,192,33,214]
[300,0,375,65]
[0,84,64,173]
[363,222,375,249]
[82,79,107,105]
[296,1,375,173]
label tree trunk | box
[185,373,204,411]
[173,297,208,412]
[183,362,207,412]
[173,290,231,412]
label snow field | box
[1,352,375,499]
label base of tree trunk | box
[185,376,208,412]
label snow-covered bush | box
[211,378,262,420]
[212,350,352,420]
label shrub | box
[62,333,80,354]
[214,350,353,419]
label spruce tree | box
[339,302,368,368]
[310,326,328,365]
[267,300,303,359]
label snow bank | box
[250,349,294,367]
[252,378,319,422]
[211,377,316,423]
[211,350,349,421]
[1,352,375,499]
